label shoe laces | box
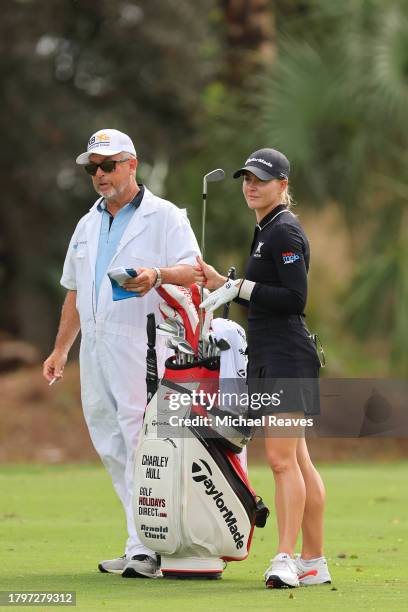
[272,555,296,573]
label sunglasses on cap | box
[84,158,130,176]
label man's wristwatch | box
[153,267,162,288]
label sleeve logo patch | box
[282,251,300,264]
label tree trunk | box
[220,0,276,87]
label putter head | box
[203,168,225,195]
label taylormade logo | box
[192,460,245,550]
[246,157,273,168]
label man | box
[43,129,200,578]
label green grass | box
[0,463,407,611]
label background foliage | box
[1,0,407,375]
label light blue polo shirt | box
[95,186,145,306]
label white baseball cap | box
[76,129,137,164]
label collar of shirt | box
[256,204,287,231]
[97,184,145,213]
[250,204,288,254]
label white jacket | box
[61,187,200,339]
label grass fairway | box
[0,463,407,611]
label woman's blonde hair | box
[281,183,295,210]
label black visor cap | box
[233,148,290,181]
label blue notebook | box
[108,267,141,301]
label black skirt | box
[247,316,321,416]
[247,315,321,369]
[247,362,320,416]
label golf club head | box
[164,334,186,344]
[178,341,195,356]
[174,320,186,339]
[179,338,194,352]
[178,343,195,365]
[203,168,225,195]
[157,322,179,336]
[157,329,185,340]
[166,337,177,349]
[163,318,183,335]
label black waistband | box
[248,314,305,326]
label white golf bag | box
[133,285,269,578]
[133,374,268,578]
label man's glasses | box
[84,158,130,176]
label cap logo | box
[96,133,110,142]
[246,157,273,168]
[88,132,111,151]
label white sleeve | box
[60,227,80,290]
[165,206,201,267]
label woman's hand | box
[194,256,227,290]
[200,278,243,312]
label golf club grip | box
[147,313,156,348]
[223,266,236,319]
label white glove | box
[200,279,242,313]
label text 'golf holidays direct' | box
[138,485,167,518]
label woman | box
[196,148,331,589]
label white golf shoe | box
[294,554,332,585]
[98,555,128,574]
[264,553,299,589]
[122,554,161,579]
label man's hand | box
[200,278,243,313]
[123,268,157,296]
[194,256,227,290]
[43,349,68,383]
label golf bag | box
[133,285,269,578]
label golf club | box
[157,322,179,336]
[165,317,185,337]
[177,341,195,365]
[201,309,213,358]
[199,168,225,358]
[157,331,187,346]
[166,337,181,364]
[166,336,195,365]
[174,320,186,340]
[202,168,225,261]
